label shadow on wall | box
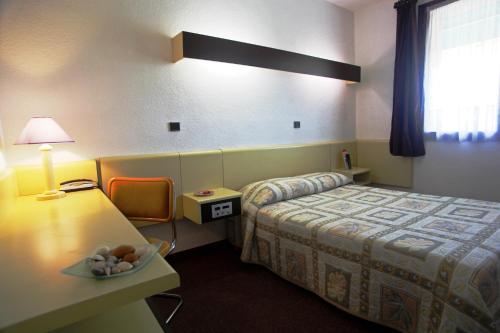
[360,45,395,110]
[0,0,171,81]
[91,19,172,65]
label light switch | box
[169,122,180,131]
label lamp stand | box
[36,144,66,201]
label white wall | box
[354,0,396,140]
[0,0,356,166]
[413,142,500,201]
[354,0,500,202]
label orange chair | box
[107,177,182,324]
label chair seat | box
[146,237,171,257]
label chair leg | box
[154,293,183,325]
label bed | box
[240,172,500,333]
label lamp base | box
[36,191,66,201]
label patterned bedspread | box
[240,173,500,333]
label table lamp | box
[15,117,75,200]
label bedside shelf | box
[183,188,242,224]
[333,167,371,185]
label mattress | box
[240,173,500,333]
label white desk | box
[0,189,179,333]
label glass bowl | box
[61,242,162,280]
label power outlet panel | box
[211,201,233,219]
[169,122,181,131]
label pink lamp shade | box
[15,117,74,145]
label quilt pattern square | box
[325,264,352,308]
[322,187,360,199]
[326,220,376,240]
[316,200,370,216]
[380,285,420,333]
[469,257,499,308]
[347,193,397,206]
[367,187,408,197]
[409,216,485,241]
[407,193,453,202]
[292,194,329,204]
[454,198,500,209]
[436,204,500,223]
[384,234,445,260]
[387,198,443,213]
[285,249,307,286]
[355,207,420,226]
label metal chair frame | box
[107,177,183,326]
[154,192,183,325]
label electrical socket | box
[168,122,180,131]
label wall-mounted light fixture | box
[172,31,360,83]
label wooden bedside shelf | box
[183,188,242,224]
[333,167,371,185]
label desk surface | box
[0,189,179,333]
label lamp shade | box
[15,117,74,145]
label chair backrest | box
[107,177,175,223]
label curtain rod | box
[394,0,417,8]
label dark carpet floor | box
[147,241,395,333]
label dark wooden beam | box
[172,31,360,82]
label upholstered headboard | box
[98,153,183,218]
[97,140,410,220]
[98,151,226,219]
[221,143,332,190]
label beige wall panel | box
[98,153,183,219]
[15,160,98,196]
[0,170,17,218]
[357,140,413,187]
[222,143,331,190]
[180,150,223,193]
[330,141,357,170]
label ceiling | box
[326,0,384,12]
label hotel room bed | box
[239,173,500,333]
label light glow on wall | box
[0,118,7,175]
[0,153,6,175]
[172,57,281,108]
[11,147,85,166]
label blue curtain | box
[390,0,426,157]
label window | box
[423,0,500,140]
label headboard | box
[221,143,332,190]
[97,140,410,221]
[98,150,226,219]
[98,153,183,218]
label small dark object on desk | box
[60,179,98,192]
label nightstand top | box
[333,167,370,175]
[183,187,242,204]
